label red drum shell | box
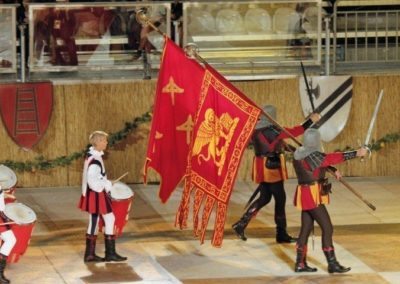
[7,222,35,263]
[99,195,134,237]
[111,197,133,237]
[3,203,36,263]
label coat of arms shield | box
[299,76,353,142]
[0,82,53,149]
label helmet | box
[294,128,322,160]
[255,105,276,129]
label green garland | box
[1,111,398,172]
[1,111,152,172]
[330,132,400,152]
[364,132,400,152]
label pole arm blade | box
[300,61,315,111]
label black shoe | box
[323,247,351,273]
[84,254,105,263]
[105,253,128,262]
[104,235,128,262]
[276,232,298,243]
[295,263,318,272]
[328,261,351,273]
[232,223,247,241]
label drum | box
[99,182,134,237]
[3,203,36,263]
[0,165,17,191]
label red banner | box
[144,38,205,203]
[0,82,53,149]
[176,65,261,247]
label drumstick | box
[0,222,16,226]
[112,172,129,184]
[4,193,16,199]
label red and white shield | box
[0,82,53,149]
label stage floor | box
[8,177,400,284]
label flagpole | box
[136,9,376,211]
[136,9,167,37]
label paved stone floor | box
[6,177,400,283]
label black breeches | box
[297,205,334,248]
[248,181,287,226]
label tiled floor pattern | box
[6,177,400,283]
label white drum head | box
[4,203,36,225]
[0,165,17,190]
[110,182,133,200]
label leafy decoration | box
[1,111,152,172]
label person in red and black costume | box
[78,131,127,263]
[292,128,367,273]
[232,105,320,243]
[0,186,16,284]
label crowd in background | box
[0,0,183,67]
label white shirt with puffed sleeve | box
[83,147,113,194]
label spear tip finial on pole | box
[183,43,207,64]
[136,7,166,37]
[183,43,199,59]
[136,8,149,26]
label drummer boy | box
[0,185,16,283]
[78,130,127,262]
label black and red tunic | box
[251,123,308,183]
[293,151,357,210]
[78,151,113,215]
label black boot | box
[276,218,297,243]
[0,254,10,284]
[84,234,105,262]
[294,245,317,273]
[323,247,351,273]
[232,205,258,241]
[276,227,298,243]
[105,234,127,262]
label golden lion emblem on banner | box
[192,108,239,175]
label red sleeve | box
[320,152,344,167]
[278,125,305,139]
